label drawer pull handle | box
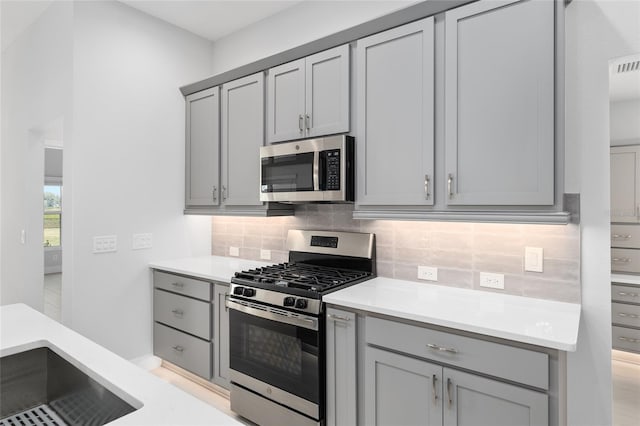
[618,291,639,297]
[432,374,438,405]
[327,313,351,322]
[171,282,185,288]
[171,309,184,317]
[612,234,632,239]
[447,378,453,408]
[427,343,458,354]
[618,336,640,344]
[618,312,640,319]
[224,293,230,312]
[172,345,184,352]
[612,258,631,263]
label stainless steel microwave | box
[260,135,354,203]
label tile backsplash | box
[211,205,580,303]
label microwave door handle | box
[313,151,320,191]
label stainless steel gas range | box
[226,229,376,426]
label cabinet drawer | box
[612,325,640,354]
[612,283,640,303]
[611,225,640,249]
[153,322,212,378]
[611,248,640,273]
[365,316,548,389]
[154,289,211,340]
[612,302,640,328]
[153,270,211,301]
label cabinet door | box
[326,308,357,426]
[185,87,220,207]
[221,72,265,206]
[212,283,230,389]
[365,346,443,426]
[445,0,554,206]
[357,18,435,206]
[611,145,640,223]
[267,59,306,143]
[305,44,350,138]
[443,368,548,426]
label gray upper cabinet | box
[356,18,435,206]
[221,72,265,206]
[267,45,350,143]
[444,0,555,206]
[443,368,548,426]
[611,145,640,223]
[185,87,220,208]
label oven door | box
[227,299,322,417]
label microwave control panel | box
[324,150,341,190]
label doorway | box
[43,145,63,321]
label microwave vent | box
[616,60,640,73]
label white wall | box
[69,1,213,359]
[610,98,640,144]
[210,0,418,75]
[1,1,73,309]
[565,1,640,425]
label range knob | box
[233,286,244,295]
[295,299,308,309]
[242,288,256,297]
[283,297,295,307]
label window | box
[44,184,62,247]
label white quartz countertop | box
[324,277,581,351]
[149,255,270,283]
[0,304,241,425]
[611,273,640,285]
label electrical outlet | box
[229,246,240,257]
[132,233,153,250]
[260,249,271,260]
[93,235,117,253]
[418,266,438,281]
[524,246,543,272]
[479,272,504,290]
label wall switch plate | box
[524,246,544,272]
[20,229,25,244]
[479,272,504,289]
[93,235,117,253]
[260,249,271,260]
[132,233,153,250]
[418,266,438,281]
[229,246,240,257]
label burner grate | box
[0,404,67,426]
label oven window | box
[229,309,320,404]
[261,152,314,192]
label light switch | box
[133,233,153,250]
[93,235,117,253]
[524,247,544,272]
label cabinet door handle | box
[171,282,184,288]
[427,343,458,354]
[424,175,431,200]
[172,345,184,352]
[212,186,217,202]
[305,114,310,131]
[618,336,640,344]
[171,309,184,317]
[612,234,632,239]
[618,291,639,297]
[222,185,227,201]
[447,378,453,408]
[327,313,351,322]
[447,174,454,199]
[432,374,438,405]
[618,312,640,319]
[224,293,229,312]
[299,114,304,132]
[612,258,631,263]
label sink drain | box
[0,404,67,426]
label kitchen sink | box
[0,346,137,426]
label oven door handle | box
[226,299,319,331]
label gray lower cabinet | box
[153,322,211,379]
[212,283,230,388]
[444,0,554,206]
[356,17,435,207]
[612,281,640,354]
[326,308,357,426]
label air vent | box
[617,61,640,73]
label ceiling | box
[1,0,304,51]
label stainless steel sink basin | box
[0,347,137,426]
